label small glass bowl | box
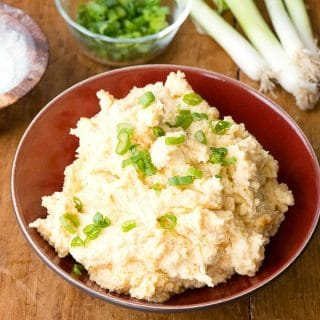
[55,0,191,66]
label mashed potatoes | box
[29,71,294,302]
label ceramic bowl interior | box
[12,65,320,312]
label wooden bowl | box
[0,3,48,109]
[11,65,320,312]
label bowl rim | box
[11,64,320,312]
[0,3,49,109]
[54,0,192,43]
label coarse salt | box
[0,16,33,95]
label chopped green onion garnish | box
[116,131,130,155]
[210,120,231,135]
[168,175,194,186]
[83,224,101,240]
[222,156,237,166]
[215,174,222,179]
[209,147,236,166]
[152,183,164,195]
[93,212,111,228]
[122,158,134,167]
[165,135,186,145]
[187,167,203,178]
[139,91,155,108]
[121,220,136,232]
[117,123,134,135]
[191,112,208,121]
[166,110,205,130]
[153,126,165,137]
[194,130,207,144]
[182,92,203,106]
[71,263,84,277]
[175,110,193,129]
[158,213,177,230]
[122,146,156,177]
[73,196,83,213]
[59,213,80,234]
[209,147,228,164]
[71,236,84,248]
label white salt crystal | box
[0,15,33,95]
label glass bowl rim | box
[54,0,192,43]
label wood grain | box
[0,1,319,319]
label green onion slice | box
[210,120,231,135]
[168,175,194,186]
[122,146,156,177]
[71,263,84,277]
[175,110,193,129]
[71,236,84,248]
[153,126,165,137]
[121,220,136,232]
[139,91,155,108]
[152,182,164,195]
[116,131,130,155]
[93,212,111,228]
[158,213,177,230]
[83,224,101,240]
[187,167,203,179]
[59,213,80,234]
[165,135,186,145]
[209,147,236,166]
[182,92,203,106]
[191,112,208,121]
[194,130,207,144]
[117,123,134,135]
[215,174,222,179]
[222,156,237,166]
[209,147,228,164]
[73,196,84,213]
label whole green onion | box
[165,135,186,145]
[182,92,203,106]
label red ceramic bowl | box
[11,65,320,312]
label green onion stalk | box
[224,0,318,110]
[264,0,320,83]
[283,0,319,54]
[190,0,274,93]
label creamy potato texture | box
[30,72,294,302]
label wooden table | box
[1,1,319,319]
